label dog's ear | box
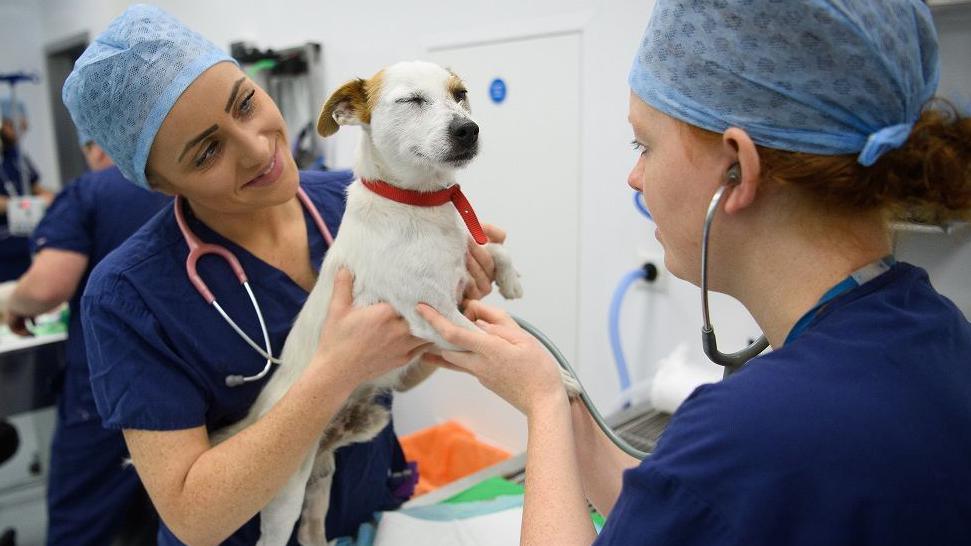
[317,78,370,137]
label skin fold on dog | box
[209,61,525,546]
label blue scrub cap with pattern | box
[62,4,237,188]
[0,97,27,124]
[629,0,940,166]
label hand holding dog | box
[314,268,431,391]
[417,300,566,416]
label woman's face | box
[627,92,724,285]
[147,62,298,213]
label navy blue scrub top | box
[82,170,408,545]
[596,263,971,546]
[1,145,40,281]
[31,165,170,425]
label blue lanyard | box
[784,256,896,345]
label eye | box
[631,140,648,155]
[195,140,221,169]
[453,89,468,102]
[237,89,257,117]
[395,95,427,106]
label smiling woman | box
[56,4,508,546]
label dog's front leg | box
[257,446,317,546]
[297,450,336,546]
[486,243,523,299]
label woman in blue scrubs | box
[420,1,971,545]
[5,135,168,545]
[63,5,504,545]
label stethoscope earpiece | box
[726,162,742,185]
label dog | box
[210,60,524,546]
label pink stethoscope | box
[173,188,334,387]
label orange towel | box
[399,420,510,495]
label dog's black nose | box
[449,119,479,147]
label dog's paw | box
[496,268,523,300]
[297,518,328,546]
[560,367,582,400]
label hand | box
[416,300,565,416]
[4,308,33,337]
[313,268,431,390]
[463,224,506,302]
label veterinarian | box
[419,1,971,544]
[63,5,504,545]
[0,97,54,281]
[4,131,167,546]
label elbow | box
[165,515,229,546]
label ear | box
[721,127,762,215]
[317,78,370,138]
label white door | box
[393,32,581,452]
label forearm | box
[147,363,356,545]
[8,282,63,317]
[521,392,597,546]
[570,399,639,517]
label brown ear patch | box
[316,70,385,138]
[446,72,466,96]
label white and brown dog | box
[211,61,523,546]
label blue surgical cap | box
[62,4,237,188]
[0,97,27,124]
[629,0,940,166]
[76,127,92,148]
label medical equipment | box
[515,316,650,460]
[700,165,770,374]
[173,189,334,386]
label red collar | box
[361,179,488,245]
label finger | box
[416,303,490,352]
[464,300,517,328]
[11,317,31,337]
[465,251,491,295]
[421,353,468,373]
[328,268,355,314]
[483,224,507,244]
[468,241,496,282]
[439,350,483,374]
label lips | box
[243,144,284,189]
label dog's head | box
[318,61,478,179]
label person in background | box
[0,97,53,281]
[4,130,169,546]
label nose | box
[449,119,479,148]
[628,157,644,191]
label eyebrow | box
[179,124,219,163]
[224,77,246,113]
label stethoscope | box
[173,188,334,387]
[699,164,770,376]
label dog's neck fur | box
[354,131,457,193]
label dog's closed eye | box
[396,94,427,106]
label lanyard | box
[784,255,896,345]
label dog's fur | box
[209,61,524,546]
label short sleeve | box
[593,465,736,546]
[82,276,208,430]
[31,180,93,255]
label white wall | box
[9,0,970,452]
